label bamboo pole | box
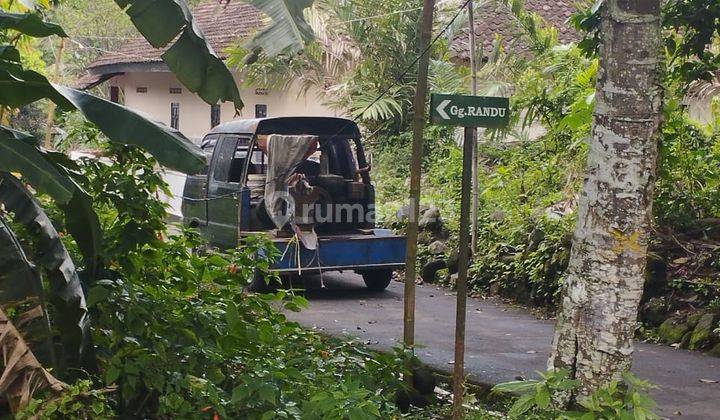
[403,0,436,351]
[44,38,65,149]
[469,0,479,255]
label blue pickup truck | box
[181,117,406,291]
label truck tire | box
[248,272,294,293]
[361,270,393,291]
[248,271,272,293]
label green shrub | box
[15,139,418,418]
[492,370,658,420]
[655,101,720,228]
[18,380,115,419]
[373,40,720,313]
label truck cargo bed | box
[266,229,406,274]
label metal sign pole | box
[429,91,509,418]
[453,4,478,416]
[452,126,474,419]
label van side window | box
[248,145,267,175]
[211,136,238,182]
[229,137,251,182]
[197,134,218,175]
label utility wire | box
[70,0,473,143]
[337,0,455,23]
[68,38,156,62]
[330,0,472,141]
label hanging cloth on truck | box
[263,134,319,248]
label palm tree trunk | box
[548,0,663,399]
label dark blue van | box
[181,117,406,291]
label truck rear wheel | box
[248,272,271,293]
[361,270,393,291]
[248,272,294,293]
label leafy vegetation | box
[2,140,420,418]
[368,0,720,341]
[229,0,469,133]
[1,0,719,416]
[492,370,658,419]
[0,1,477,409]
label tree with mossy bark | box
[548,0,663,401]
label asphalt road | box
[284,272,720,419]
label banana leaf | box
[0,214,56,369]
[114,0,243,110]
[0,307,66,413]
[0,126,74,204]
[60,188,102,281]
[0,173,90,370]
[41,151,103,280]
[245,0,315,57]
[0,128,102,281]
[161,30,242,108]
[53,85,206,174]
[1,55,204,174]
[0,61,73,110]
[0,45,21,62]
[0,10,67,38]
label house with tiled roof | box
[445,0,580,141]
[450,0,579,62]
[83,0,338,140]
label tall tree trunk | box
[548,0,663,399]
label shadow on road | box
[293,273,403,301]
[284,272,720,419]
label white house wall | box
[687,95,717,126]
[110,71,339,141]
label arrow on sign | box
[436,99,451,120]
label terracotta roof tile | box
[450,0,579,61]
[88,0,263,69]
[89,0,579,70]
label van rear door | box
[206,135,250,248]
[181,135,217,230]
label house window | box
[255,104,267,118]
[170,102,180,130]
[110,86,120,103]
[136,87,148,93]
[169,87,182,94]
[210,104,221,127]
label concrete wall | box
[109,71,340,141]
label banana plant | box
[0,212,56,369]
[0,0,319,410]
[0,2,228,399]
[245,0,315,57]
[0,173,90,372]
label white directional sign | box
[436,99,452,120]
[430,93,510,128]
